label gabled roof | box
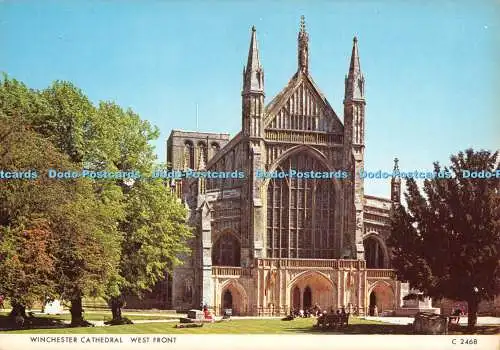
[263,71,343,131]
[205,131,243,169]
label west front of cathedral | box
[165,18,408,317]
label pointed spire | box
[198,150,206,170]
[345,36,365,101]
[298,15,309,73]
[391,157,401,203]
[393,157,400,175]
[349,36,361,76]
[243,25,264,94]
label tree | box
[51,182,123,326]
[389,149,500,329]
[0,76,192,327]
[107,177,192,322]
[34,85,129,326]
[0,225,56,318]
[87,102,192,323]
[0,108,83,320]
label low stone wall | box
[413,312,448,335]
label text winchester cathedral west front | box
[165,17,407,316]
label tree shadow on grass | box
[0,314,67,331]
[448,325,499,335]
[286,323,412,335]
[286,323,500,335]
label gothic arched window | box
[363,235,387,268]
[212,233,240,266]
[211,142,220,158]
[184,140,194,169]
[266,151,336,259]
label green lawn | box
[3,317,388,334]
[2,316,498,335]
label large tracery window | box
[212,233,240,266]
[266,151,336,259]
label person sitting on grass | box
[340,307,349,327]
[315,311,327,328]
[312,304,320,316]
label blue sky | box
[1,1,498,197]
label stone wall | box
[434,296,500,316]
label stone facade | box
[168,18,406,316]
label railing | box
[254,305,289,317]
[366,269,396,279]
[265,130,343,145]
[212,266,253,277]
[256,258,366,269]
[212,263,396,277]
[211,305,289,317]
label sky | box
[1,0,499,198]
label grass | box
[1,312,498,335]
[1,317,377,334]
[2,317,498,335]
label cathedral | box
[166,18,408,316]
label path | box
[362,316,500,326]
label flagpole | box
[196,103,199,131]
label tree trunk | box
[70,295,85,326]
[110,296,124,321]
[9,301,26,318]
[467,297,478,330]
[9,301,27,329]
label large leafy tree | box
[31,82,126,326]
[0,79,69,317]
[108,177,192,322]
[389,149,499,329]
[0,78,124,325]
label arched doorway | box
[368,282,395,315]
[303,286,312,309]
[220,281,248,316]
[292,286,300,310]
[369,291,377,316]
[223,290,233,310]
[289,272,335,311]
